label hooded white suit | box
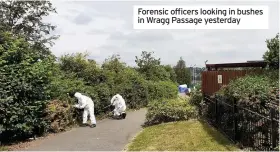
[74,92,96,125]
[110,94,126,116]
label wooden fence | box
[201,70,261,95]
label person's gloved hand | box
[73,105,79,108]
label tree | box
[102,54,126,73]
[163,65,177,83]
[174,57,191,85]
[0,0,58,57]
[135,51,169,81]
[135,51,161,72]
[263,33,279,69]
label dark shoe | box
[90,124,96,128]
[81,123,88,127]
[122,113,126,119]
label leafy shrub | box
[135,51,171,81]
[0,32,54,143]
[145,97,198,126]
[147,81,178,101]
[206,71,279,150]
[216,72,279,111]
[189,90,203,107]
[92,83,112,115]
[46,100,76,133]
[194,84,201,91]
[263,33,279,69]
[111,68,149,109]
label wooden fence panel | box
[202,70,260,95]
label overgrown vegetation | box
[0,1,181,143]
[215,32,279,111]
[0,41,179,143]
[216,71,279,109]
[189,33,279,150]
[263,33,279,69]
[173,57,191,85]
[199,71,279,151]
[189,90,203,107]
[144,97,198,126]
[0,1,278,148]
[0,32,55,143]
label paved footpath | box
[24,109,146,151]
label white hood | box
[74,92,82,98]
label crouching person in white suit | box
[110,94,127,119]
[73,92,96,128]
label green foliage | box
[0,32,54,142]
[263,33,279,69]
[111,68,149,109]
[54,53,171,112]
[0,0,58,47]
[207,71,279,151]
[46,100,75,133]
[92,83,111,115]
[102,54,126,73]
[189,90,203,107]
[216,72,279,109]
[163,65,177,83]
[147,81,178,101]
[174,57,191,85]
[59,52,102,85]
[135,51,170,81]
[0,146,8,151]
[194,83,201,91]
[145,97,198,126]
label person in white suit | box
[73,92,96,128]
[110,94,127,119]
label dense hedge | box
[216,71,279,110]
[0,32,179,143]
[0,32,54,142]
[147,80,178,101]
[189,90,203,107]
[144,97,198,126]
[46,100,76,133]
[200,71,279,150]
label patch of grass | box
[0,146,9,151]
[127,120,239,151]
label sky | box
[45,0,279,67]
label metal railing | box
[200,95,279,151]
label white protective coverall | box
[74,92,96,125]
[110,94,126,116]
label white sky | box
[45,0,279,67]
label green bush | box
[263,33,279,69]
[189,90,203,107]
[147,81,178,101]
[111,68,149,109]
[92,83,112,115]
[145,97,198,126]
[0,39,181,143]
[45,100,75,133]
[216,72,279,110]
[194,84,201,91]
[0,32,54,142]
[207,71,279,150]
